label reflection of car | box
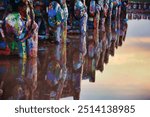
[143,14,147,19]
[0,58,37,100]
[133,13,137,19]
[127,13,132,20]
[148,15,150,20]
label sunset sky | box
[80,20,150,100]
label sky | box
[79,20,150,100]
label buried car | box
[47,0,68,44]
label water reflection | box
[0,7,130,100]
[127,12,150,20]
[35,33,86,100]
[0,58,37,100]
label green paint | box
[8,41,18,52]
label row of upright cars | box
[0,0,128,58]
[32,0,129,46]
[34,0,129,38]
[128,2,150,10]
